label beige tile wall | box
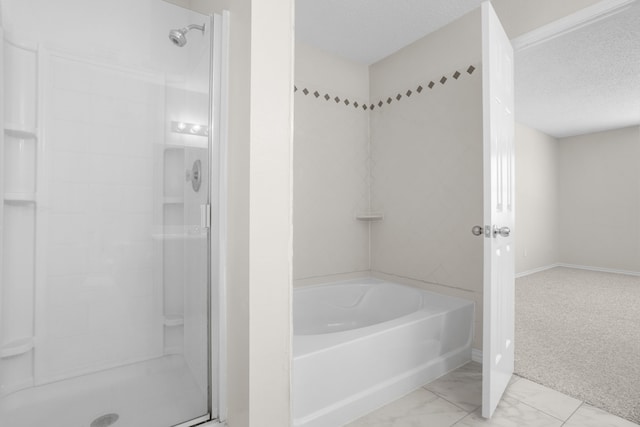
[368,10,484,349]
[293,43,371,283]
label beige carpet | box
[515,267,640,424]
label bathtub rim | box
[293,277,475,358]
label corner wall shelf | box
[355,212,384,221]
[163,196,184,204]
[163,315,184,327]
[4,124,37,139]
[4,192,37,203]
[0,337,35,359]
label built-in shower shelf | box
[163,196,184,204]
[0,337,35,359]
[4,124,37,139]
[355,212,384,221]
[4,192,37,203]
[164,141,208,150]
[153,233,207,241]
[163,315,184,327]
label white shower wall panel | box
[1,204,35,344]
[38,53,165,383]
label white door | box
[481,0,515,419]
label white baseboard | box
[516,263,640,278]
[556,263,640,277]
[471,348,482,364]
[515,264,560,278]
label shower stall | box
[0,1,226,426]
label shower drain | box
[90,413,119,427]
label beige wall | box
[515,125,640,275]
[515,123,559,274]
[293,43,370,284]
[558,126,640,273]
[369,10,484,349]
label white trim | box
[215,10,231,424]
[515,264,560,278]
[557,263,640,277]
[472,348,483,364]
[515,263,640,278]
[511,0,635,51]
[173,415,217,427]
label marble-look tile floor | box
[345,362,639,427]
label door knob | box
[471,225,484,236]
[493,226,511,238]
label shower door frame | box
[207,10,230,426]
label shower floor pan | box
[0,355,208,427]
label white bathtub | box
[293,278,474,427]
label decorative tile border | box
[295,64,477,111]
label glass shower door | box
[0,1,214,426]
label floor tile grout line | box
[513,395,582,424]
[426,388,481,415]
[561,402,585,426]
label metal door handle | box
[471,225,484,236]
[493,226,510,238]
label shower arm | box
[186,23,205,33]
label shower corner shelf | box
[0,337,35,359]
[355,212,384,221]
[163,196,184,204]
[4,192,37,203]
[4,123,38,139]
[163,315,184,327]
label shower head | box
[168,23,205,47]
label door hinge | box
[201,204,211,230]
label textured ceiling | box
[515,1,640,138]
[295,0,484,65]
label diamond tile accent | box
[296,63,477,110]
